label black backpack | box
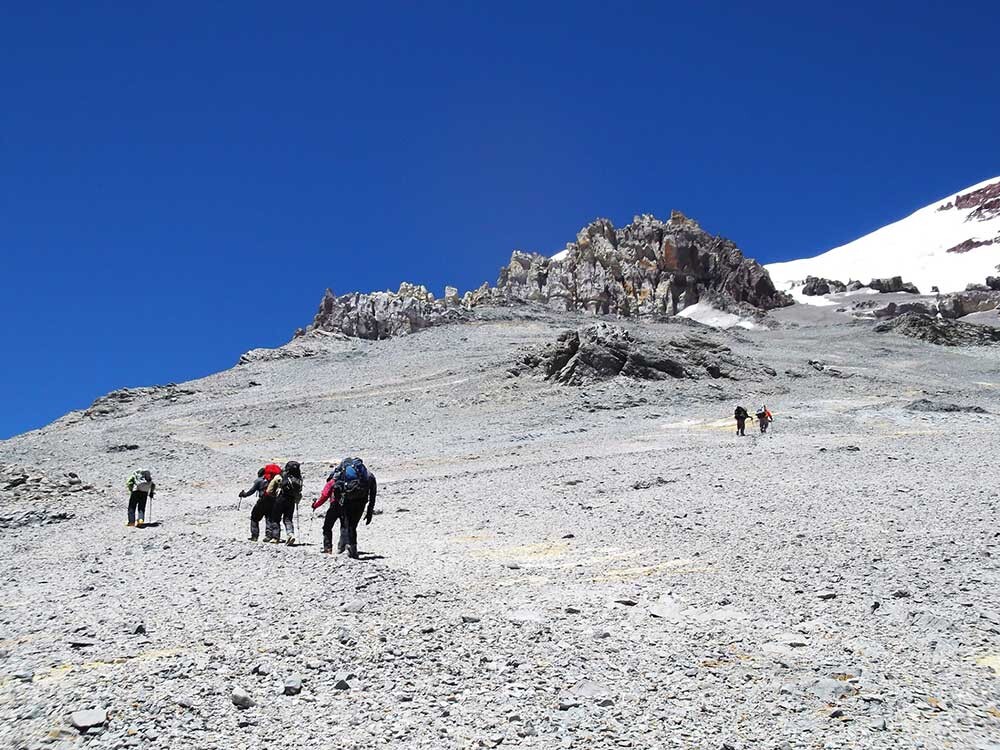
[333,457,370,502]
[282,461,303,502]
[735,406,748,419]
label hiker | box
[268,460,303,546]
[239,464,281,542]
[126,470,155,527]
[312,457,377,559]
[734,405,750,436]
[755,405,773,434]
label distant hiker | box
[126,470,155,528]
[734,405,750,436]
[268,460,303,546]
[312,457,377,559]
[240,464,281,542]
[755,405,773,434]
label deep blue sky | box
[2,1,998,438]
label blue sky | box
[2,1,998,438]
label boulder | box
[938,290,1000,319]
[802,276,847,296]
[869,276,920,294]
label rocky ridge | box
[299,213,790,341]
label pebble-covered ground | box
[1,306,998,749]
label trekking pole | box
[148,494,154,524]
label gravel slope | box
[1,307,998,749]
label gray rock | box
[283,676,302,696]
[70,708,107,731]
[231,687,253,709]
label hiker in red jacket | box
[312,458,377,558]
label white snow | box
[550,248,570,262]
[767,176,1000,295]
[677,302,763,330]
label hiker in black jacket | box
[734,405,751,436]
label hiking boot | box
[337,543,346,554]
[322,548,332,555]
[126,522,135,527]
[248,536,258,542]
[347,545,359,559]
[285,537,295,546]
[136,520,144,528]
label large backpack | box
[333,457,370,502]
[282,461,303,502]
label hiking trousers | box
[339,498,367,552]
[268,496,296,541]
[128,490,148,524]
[250,495,273,540]
[736,418,747,436]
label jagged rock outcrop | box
[802,276,847,296]
[873,313,1000,346]
[986,276,1000,291]
[872,301,939,319]
[869,276,920,294]
[494,213,790,317]
[938,290,1000,319]
[297,213,787,342]
[301,284,469,341]
[509,323,774,385]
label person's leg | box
[267,497,282,542]
[322,505,337,552]
[136,492,148,525]
[282,498,295,542]
[250,497,266,540]
[345,501,365,558]
[127,491,139,526]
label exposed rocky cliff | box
[493,212,790,316]
[300,213,789,340]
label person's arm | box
[312,479,335,510]
[365,475,377,524]
[149,481,155,499]
[127,475,135,492]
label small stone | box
[133,624,146,635]
[461,614,481,623]
[558,700,580,711]
[70,708,107,731]
[252,663,272,676]
[14,669,34,682]
[504,562,521,570]
[817,591,838,600]
[334,679,351,690]
[174,695,195,708]
[231,687,253,709]
[342,599,365,613]
[283,676,302,696]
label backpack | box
[282,461,303,502]
[333,457,370,502]
[735,406,748,419]
[130,470,152,493]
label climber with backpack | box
[240,463,282,542]
[268,460,303,545]
[755,405,773,434]
[312,457,377,559]
[734,405,750,436]
[126,470,155,528]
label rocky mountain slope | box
[767,176,1000,295]
[2,304,999,749]
[298,212,789,341]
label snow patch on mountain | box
[676,302,763,330]
[767,176,1000,295]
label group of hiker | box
[734,404,773,436]
[124,457,377,558]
